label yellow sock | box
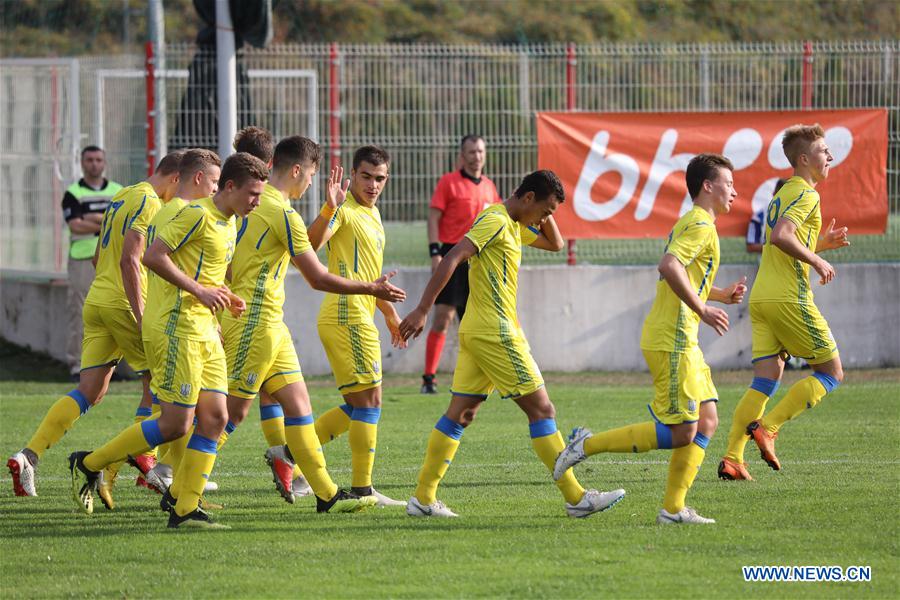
[761,374,835,434]
[284,416,338,500]
[530,419,585,505]
[167,427,194,498]
[83,418,162,472]
[348,408,379,489]
[662,433,709,514]
[315,404,353,445]
[414,416,462,505]
[173,435,218,517]
[260,403,286,446]
[724,379,777,462]
[584,421,666,455]
[217,421,236,450]
[26,391,90,459]
[134,406,158,459]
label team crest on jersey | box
[246,372,258,386]
[180,383,192,398]
[372,361,380,374]
[687,400,697,413]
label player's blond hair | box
[178,148,221,179]
[782,124,825,168]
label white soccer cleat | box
[657,506,715,525]
[406,496,458,518]
[143,464,173,494]
[291,475,313,498]
[7,451,37,497]
[566,488,626,518]
[553,427,593,480]
[369,488,406,507]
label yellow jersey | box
[223,183,312,328]
[458,204,539,335]
[85,181,160,309]
[142,197,187,334]
[749,176,822,305]
[317,192,385,325]
[641,205,720,353]
[150,196,236,341]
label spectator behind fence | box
[61,146,123,380]
[747,178,787,254]
[422,135,502,394]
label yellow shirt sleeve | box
[666,220,714,267]
[519,223,540,246]
[327,203,346,234]
[780,189,819,228]
[465,211,506,253]
[127,194,161,237]
[158,205,204,253]
[275,207,312,257]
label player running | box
[399,170,625,518]
[554,154,748,525]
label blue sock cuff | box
[750,377,780,397]
[339,404,354,418]
[192,416,198,426]
[135,407,153,418]
[259,404,284,421]
[435,415,464,440]
[151,393,160,405]
[285,414,315,427]
[140,419,164,448]
[224,421,236,435]
[351,407,381,424]
[186,434,218,455]
[655,422,673,449]
[68,390,90,415]
[812,372,840,393]
[693,432,710,449]
[529,418,558,439]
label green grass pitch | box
[1,369,897,598]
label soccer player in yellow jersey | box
[554,155,749,525]
[720,124,848,481]
[221,135,405,513]
[6,151,182,500]
[305,145,408,507]
[398,170,625,518]
[69,153,266,529]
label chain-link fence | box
[2,41,897,274]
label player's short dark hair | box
[81,145,104,158]
[233,126,275,164]
[782,124,825,168]
[685,153,734,200]
[178,148,221,179]
[272,136,321,173]
[220,152,269,189]
[514,170,565,203]
[155,149,186,176]
[460,134,484,149]
[352,145,390,170]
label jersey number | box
[101,200,125,248]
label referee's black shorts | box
[435,242,468,315]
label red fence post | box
[145,41,156,177]
[565,42,577,266]
[329,42,342,169]
[801,40,814,110]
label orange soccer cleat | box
[747,421,781,471]
[717,457,753,481]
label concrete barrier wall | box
[3,263,898,374]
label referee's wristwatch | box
[429,242,441,257]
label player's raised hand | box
[813,256,836,285]
[222,286,246,317]
[195,286,231,312]
[399,306,429,341]
[326,165,350,209]
[820,218,850,251]
[724,276,748,304]
[372,270,406,302]
[701,305,729,336]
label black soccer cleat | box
[160,487,176,513]
[68,451,101,515]
[421,374,438,395]
[316,489,377,514]
[167,506,229,530]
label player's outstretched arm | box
[290,251,405,302]
[120,229,147,327]
[708,276,747,305]
[658,253,729,336]
[142,238,231,312]
[399,238,478,340]
[528,215,565,252]
[377,299,408,349]
[771,218,836,285]
[816,218,850,253]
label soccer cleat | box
[167,507,229,530]
[421,374,438,395]
[97,467,118,510]
[717,457,753,481]
[316,489,377,514]
[68,451,101,515]
[657,506,716,525]
[7,451,36,497]
[127,453,157,476]
[144,464,173,495]
[553,426,593,480]
[264,446,295,504]
[406,496,458,518]
[160,488,176,513]
[565,488,626,518]
[747,421,781,471]
[291,475,313,498]
[366,488,406,507]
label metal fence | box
[2,41,897,274]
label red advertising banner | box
[536,110,888,238]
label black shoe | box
[68,451,100,515]
[316,488,377,513]
[160,487,176,513]
[167,506,229,530]
[421,374,437,394]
